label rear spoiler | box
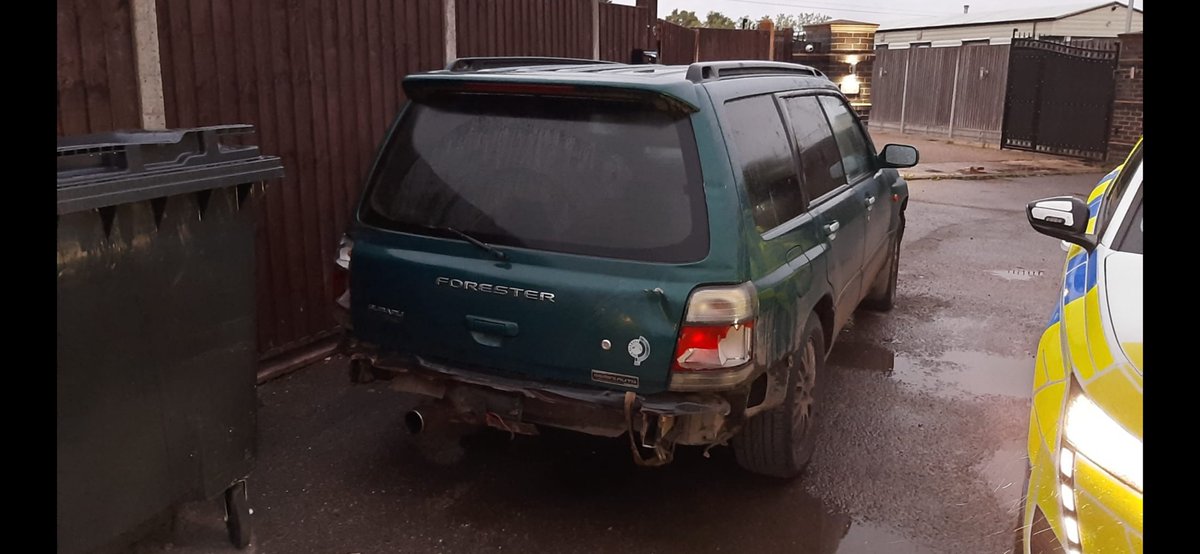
[403,78,700,115]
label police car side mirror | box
[1027,196,1095,250]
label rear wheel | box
[733,312,825,479]
[862,222,903,312]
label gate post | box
[899,48,911,133]
[592,0,601,60]
[948,46,962,139]
[443,0,457,65]
[131,0,165,130]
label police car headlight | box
[1064,391,1142,492]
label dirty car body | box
[1021,139,1143,553]
[337,58,916,476]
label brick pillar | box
[1108,32,1143,162]
[800,21,879,121]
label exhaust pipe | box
[405,410,426,434]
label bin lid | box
[57,124,284,215]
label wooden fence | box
[870,43,1011,145]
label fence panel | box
[657,19,696,64]
[951,44,1010,142]
[900,47,958,135]
[456,0,592,58]
[57,0,142,135]
[869,47,908,128]
[156,0,445,360]
[598,3,650,62]
[696,28,771,61]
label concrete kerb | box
[902,166,1104,181]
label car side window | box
[1115,188,1142,254]
[781,96,847,203]
[1096,145,1142,237]
[723,95,806,231]
[818,95,875,183]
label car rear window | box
[360,94,708,263]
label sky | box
[610,0,1139,27]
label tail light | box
[671,283,757,372]
[332,234,353,309]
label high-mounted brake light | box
[458,82,579,95]
[672,283,757,372]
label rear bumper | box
[345,340,754,445]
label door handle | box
[787,244,806,262]
[865,195,876,208]
[823,220,840,236]
[466,315,519,337]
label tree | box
[773,12,832,30]
[704,11,737,29]
[665,9,701,28]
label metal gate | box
[1001,36,1118,159]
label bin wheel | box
[350,358,375,384]
[224,480,252,549]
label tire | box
[224,480,252,549]
[733,312,825,479]
[862,221,903,312]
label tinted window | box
[723,95,805,231]
[361,95,708,263]
[1096,145,1142,237]
[1115,188,1142,254]
[782,96,847,202]
[818,95,875,183]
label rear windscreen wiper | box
[427,225,508,261]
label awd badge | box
[627,336,650,366]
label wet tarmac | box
[129,173,1105,554]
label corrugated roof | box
[879,1,1140,32]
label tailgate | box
[351,241,693,394]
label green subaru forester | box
[336,57,918,478]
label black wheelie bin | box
[57,125,283,553]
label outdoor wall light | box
[842,54,860,73]
[839,74,860,96]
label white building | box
[875,1,1143,47]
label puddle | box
[830,344,1033,399]
[974,439,1029,513]
[936,350,1033,398]
[827,342,896,371]
[837,521,933,554]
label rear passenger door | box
[779,94,866,331]
[721,94,827,362]
[817,95,892,290]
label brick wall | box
[1108,32,1142,162]
[830,31,874,52]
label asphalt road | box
[131,173,1106,554]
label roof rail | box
[447,57,620,72]
[684,61,826,83]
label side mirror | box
[1027,196,1095,250]
[879,144,919,168]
